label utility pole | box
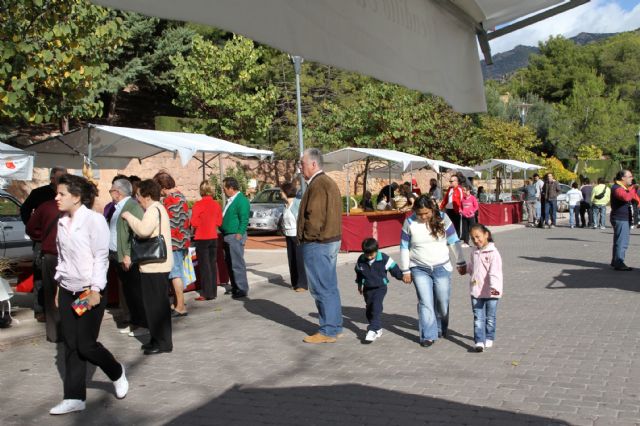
[291,55,306,193]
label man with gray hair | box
[109,177,148,336]
[297,148,344,343]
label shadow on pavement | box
[246,268,290,289]
[241,298,317,335]
[166,383,569,425]
[520,255,607,269]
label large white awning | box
[28,125,273,170]
[474,158,543,172]
[0,142,35,181]
[92,0,576,113]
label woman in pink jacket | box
[467,223,503,353]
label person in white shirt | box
[566,182,583,229]
[533,173,545,226]
[280,182,307,292]
[400,195,467,347]
[50,174,127,415]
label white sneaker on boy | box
[113,363,129,399]
[365,329,382,342]
[474,342,485,352]
[485,340,494,348]
[49,399,86,415]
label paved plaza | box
[1,224,640,425]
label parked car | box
[248,188,285,234]
[0,190,32,259]
[556,183,571,212]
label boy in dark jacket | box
[355,238,404,343]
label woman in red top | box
[191,180,223,300]
[439,174,464,237]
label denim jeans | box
[471,297,499,344]
[302,241,343,337]
[411,264,451,342]
[611,218,630,267]
[223,234,249,295]
[535,201,541,221]
[544,200,557,225]
[569,205,579,227]
[593,205,606,228]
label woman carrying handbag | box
[121,179,174,355]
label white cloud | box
[486,0,640,55]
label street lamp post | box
[636,127,640,178]
[291,55,306,193]
[516,102,532,127]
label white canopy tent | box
[28,124,272,172]
[474,158,544,199]
[92,0,586,114]
[0,142,35,181]
[323,148,430,213]
[426,159,479,178]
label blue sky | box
[488,0,640,54]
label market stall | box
[0,142,35,181]
[474,159,543,226]
[341,210,409,252]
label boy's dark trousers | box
[363,286,387,331]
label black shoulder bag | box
[131,207,168,264]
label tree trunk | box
[107,92,118,122]
[59,116,69,133]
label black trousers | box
[460,215,476,244]
[363,286,387,331]
[140,272,173,351]
[194,239,218,299]
[58,287,122,400]
[446,209,461,237]
[42,253,61,342]
[111,256,147,328]
[285,236,307,290]
[579,201,593,227]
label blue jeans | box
[535,201,541,221]
[544,200,557,225]
[363,286,387,331]
[593,205,606,228]
[569,205,579,227]
[223,234,249,295]
[471,297,499,343]
[611,218,630,267]
[411,264,451,342]
[302,241,342,337]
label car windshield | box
[252,191,277,203]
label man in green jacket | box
[591,177,611,229]
[220,177,251,298]
[109,178,147,336]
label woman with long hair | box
[50,174,127,415]
[399,195,467,347]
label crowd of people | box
[25,153,640,414]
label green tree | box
[596,32,640,112]
[171,34,278,144]
[548,72,635,158]
[473,115,541,160]
[0,0,126,131]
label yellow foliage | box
[540,156,577,182]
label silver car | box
[248,188,285,233]
[0,190,32,259]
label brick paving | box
[1,224,640,425]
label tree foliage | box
[170,34,278,144]
[0,0,126,129]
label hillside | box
[481,32,617,80]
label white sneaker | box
[474,342,484,352]
[49,399,86,415]
[364,330,380,342]
[600,226,606,230]
[118,326,132,334]
[485,340,494,348]
[113,363,129,399]
[128,328,149,337]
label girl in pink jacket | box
[467,224,503,352]
[460,186,479,246]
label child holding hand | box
[466,224,503,352]
[355,238,404,343]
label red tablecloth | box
[478,202,523,226]
[341,212,408,252]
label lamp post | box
[516,102,532,127]
[637,127,640,178]
[290,55,306,193]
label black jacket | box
[355,252,403,289]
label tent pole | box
[346,150,350,216]
[489,166,492,200]
[219,155,226,204]
[202,152,206,182]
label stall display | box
[341,211,409,252]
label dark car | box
[0,190,32,259]
[248,188,285,233]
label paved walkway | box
[1,223,639,425]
